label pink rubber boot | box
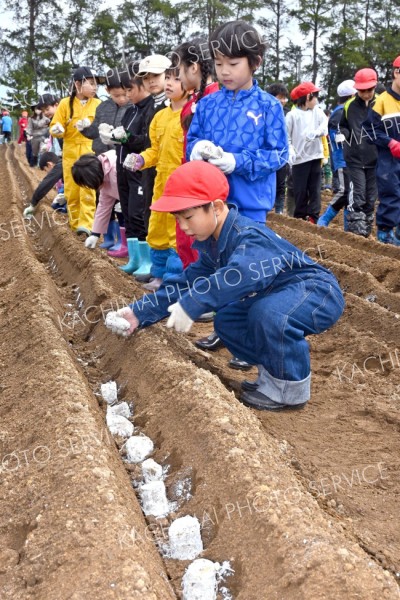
[108,227,128,258]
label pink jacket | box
[92,150,119,234]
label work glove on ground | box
[166,302,194,333]
[123,153,145,171]
[105,307,139,337]
[208,150,236,174]
[50,122,65,135]
[75,117,91,131]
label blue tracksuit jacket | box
[328,105,346,171]
[186,81,289,222]
[131,206,341,327]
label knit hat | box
[150,162,229,212]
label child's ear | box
[213,199,225,215]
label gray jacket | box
[81,98,131,155]
[26,116,50,138]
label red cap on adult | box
[290,82,320,101]
[150,161,229,213]
[354,68,377,90]
[393,56,400,68]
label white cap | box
[337,80,357,97]
[137,54,171,75]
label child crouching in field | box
[105,162,345,412]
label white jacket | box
[285,106,328,165]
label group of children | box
[19,20,400,410]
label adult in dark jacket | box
[338,68,378,237]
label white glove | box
[123,153,144,171]
[335,133,346,144]
[305,131,317,142]
[166,303,194,333]
[23,204,36,218]
[208,151,236,174]
[50,122,65,135]
[75,117,91,131]
[111,126,129,143]
[322,157,329,165]
[53,193,66,206]
[105,310,131,337]
[99,123,115,145]
[190,140,219,161]
[85,235,99,248]
[288,146,297,166]
[26,134,33,141]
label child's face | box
[42,161,56,173]
[164,72,184,100]
[174,205,218,241]
[214,53,254,93]
[179,62,199,92]
[42,104,57,118]
[76,77,98,98]
[142,72,165,96]
[276,94,288,107]
[108,87,129,106]
[305,94,319,109]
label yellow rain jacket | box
[140,106,184,250]
[50,95,101,232]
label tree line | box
[0,0,398,109]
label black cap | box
[33,93,59,109]
[72,66,106,84]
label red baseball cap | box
[393,56,400,68]
[290,82,320,101]
[354,68,377,90]
[150,161,229,212]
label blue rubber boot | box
[377,228,400,246]
[100,220,119,249]
[132,241,152,278]
[343,209,350,232]
[119,238,140,273]
[317,206,338,227]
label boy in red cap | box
[286,82,328,223]
[338,68,378,237]
[363,58,400,245]
[105,161,344,412]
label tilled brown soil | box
[1,143,400,599]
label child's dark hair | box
[337,95,353,103]
[174,38,215,130]
[267,82,288,98]
[71,154,104,190]
[39,152,59,170]
[296,92,318,107]
[209,20,266,70]
[122,61,145,90]
[105,68,132,89]
[173,203,212,215]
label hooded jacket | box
[91,150,119,234]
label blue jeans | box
[214,272,345,404]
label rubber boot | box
[100,220,119,249]
[377,228,400,246]
[119,238,140,273]
[108,227,128,258]
[317,206,338,227]
[132,241,152,278]
[343,209,350,232]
